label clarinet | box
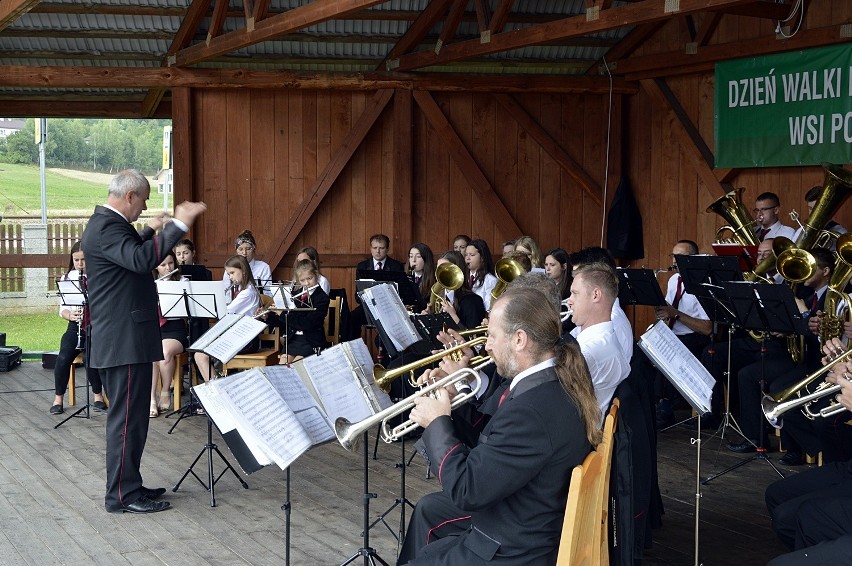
[76,273,89,350]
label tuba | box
[792,163,852,251]
[429,263,464,313]
[490,257,526,303]
[707,187,760,247]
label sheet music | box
[189,313,242,351]
[638,321,714,414]
[345,340,393,410]
[270,283,288,310]
[192,381,239,434]
[301,343,374,423]
[262,365,335,444]
[204,316,268,363]
[362,283,420,351]
[57,279,85,306]
[214,370,313,470]
[157,280,226,319]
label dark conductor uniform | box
[401,366,590,565]
[82,205,186,510]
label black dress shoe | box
[92,400,108,412]
[727,440,759,453]
[779,451,804,466]
[140,486,167,499]
[106,496,170,514]
[49,404,64,415]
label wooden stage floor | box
[1,362,793,565]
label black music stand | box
[675,255,742,435]
[702,281,806,484]
[357,269,427,312]
[54,278,98,429]
[273,283,318,364]
[616,268,667,323]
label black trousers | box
[736,353,799,444]
[765,459,852,550]
[768,535,852,565]
[54,322,102,396]
[99,362,152,509]
[398,491,471,565]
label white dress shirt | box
[472,273,498,311]
[571,321,630,423]
[666,274,709,336]
[758,220,796,241]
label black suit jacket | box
[81,206,186,368]
[356,256,405,272]
[267,287,331,349]
[418,367,590,564]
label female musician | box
[464,239,497,311]
[407,243,436,304]
[265,259,330,364]
[452,234,471,254]
[173,238,212,342]
[196,254,262,381]
[174,238,197,266]
[436,250,486,329]
[294,246,331,295]
[50,242,106,415]
[222,229,272,294]
[514,235,543,268]
[544,247,571,300]
[150,251,188,417]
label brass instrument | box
[490,257,527,303]
[373,337,487,393]
[762,348,852,424]
[335,359,493,450]
[792,163,852,251]
[775,243,817,283]
[560,300,573,323]
[819,233,852,343]
[429,263,464,313]
[457,326,488,338]
[707,187,759,247]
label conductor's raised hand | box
[147,211,170,231]
[173,201,207,228]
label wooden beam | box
[381,0,453,69]
[0,254,66,269]
[0,99,171,118]
[436,0,470,54]
[488,0,514,36]
[392,0,756,72]
[252,0,270,22]
[393,89,414,256]
[265,89,394,271]
[173,0,390,67]
[0,65,639,94]
[472,0,491,40]
[696,12,723,46]
[207,0,230,43]
[141,89,166,118]
[641,78,723,197]
[0,0,40,31]
[617,23,848,79]
[30,3,187,16]
[171,87,193,204]
[413,90,522,237]
[715,168,740,184]
[493,94,602,206]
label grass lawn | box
[0,162,104,216]
[3,313,66,353]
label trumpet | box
[373,337,487,393]
[560,299,573,323]
[335,358,493,450]
[762,347,852,424]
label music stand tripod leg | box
[55,358,93,429]
[366,433,416,546]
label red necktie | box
[377,261,383,270]
[810,293,818,315]
[759,228,770,241]
[498,387,510,407]
[232,285,239,300]
[300,292,308,304]
[668,276,683,329]
[470,274,476,287]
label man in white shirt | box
[754,191,796,241]
[569,262,631,419]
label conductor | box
[82,169,206,514]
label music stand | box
[675,255,743,435]
[711,243,760,272]
[356,269,427,312]
[702,281,805,483]
[274,284,317,364]
[617,268,667,322]
[54,278,98,429]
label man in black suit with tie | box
[399,286,600,565]
[82,169,206,514]
[349,234,405,340]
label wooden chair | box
[68,351,109,408]
[156,350,193,411]
[324,296,343,346]
[556,400,619,566]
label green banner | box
[715,43,852,168]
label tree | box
[3,122,37,164]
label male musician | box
[348,234,405,340]
[400,286,600,565]
[729,247,834,457]
[764,338,852,563]
[753,192,797,241]
[82,169,206,514]
[569,246,634,363]
[653,240,712,427]
[791,185,849,245]
[569,262,631,419]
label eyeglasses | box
[752,206,777,214]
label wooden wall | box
[175,88,620,305]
